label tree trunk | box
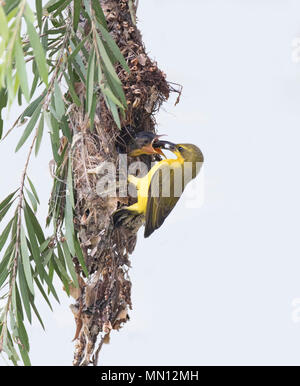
[70,0,170,366]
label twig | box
[0,128,38,349]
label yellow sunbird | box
[113,141,204,237]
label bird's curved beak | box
[153,140,176,152]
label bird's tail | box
[113,207,139,228]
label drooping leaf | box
[0,217,14,252]
[24,203,44,282]
[20,226,34,295]
[65,160,75,256]
[35,0,42,30]
[0,6,9,42]
[105,96,121,129]
[24,17,48,86]
[98,23,130,73]
[35,114,44,156]
[74,237,88,277]
[63,71,81,107]
[27,177,40,205]
[34,275,53,310]
[54,80,65,120]
[18,258,32,323]
[91,0,108,28]
[67,35,89,63]
[15,103,41,152]
[53,0,71,17]
[86,48,95,115]
[89,92,97,132]
[29,297,45,330]
[61,115,72,142]
[62,241,78,287]
[95,34,120,82]
[0,190,18,213]
[26,188,37,213]
[0,199,16,223]
[20,92,45,120]
[73,0,81,32]
[14,39,30,102]
[30,69,39,99]
[24,201,45,244]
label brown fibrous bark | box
[67,0,175,366]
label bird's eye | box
[177,146,183,152]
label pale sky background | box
[2,0,300,365]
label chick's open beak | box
[129,134,167,157]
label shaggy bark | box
[69,0,171,366]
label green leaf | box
[35,114,44,156]
[105,97,121,129]
[69,40,86,78]
[0,6,9,42]
[41,18,49,52]
[45,0,65,12]
[103,65,127,108]
[0,264,9,289]
[67,35,89,63]
[24,18,48,86]
[45,111,61,163]
[0,199,15,223]
[29,297,45,330]
[30,65,39,99]
[20,226,34,295]
[55,246,71,281]
[15,103,41,152]
[3,0,20,16]
[42,247,53,266]
[89,92,97,132]
[14,38,30,102]
[20,92,45,120]
[0,239,15,278]
[54,80,65,120]
[27,177,40,205]
[95,34,121,84]
[64,160,75,256]
[0,218,14,252]
[34,275,53,311]
[98,23,130,73]
[24,201,45,245]
[26,188,37,213]
[0,190,18,213]
[16,313,29,351]
[24,202,44,281]
[35,0,43,30]
[61,115,72,142]
[102,86,124,109]
[91,0,107,29]
[67,156,75,208]
[63,71,81,107]
[0,88,8,139]
[74,237,88,277]
[53,0,71,17]
[73,0,81,32]
[40,264,60,303]
[86,48,95,115]
[18,257,32,323]
[62,241,78,287]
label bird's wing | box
[144,162,184,238]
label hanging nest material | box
[66,0,177,366]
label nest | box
[67,0,174,366]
